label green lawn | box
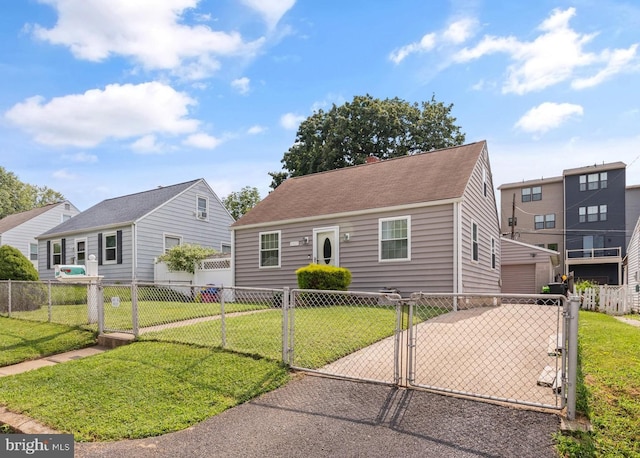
[0,342,289,441]
[555,311,640,457]
[11,301,269,331]
[0,317,96,367]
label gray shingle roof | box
[0,203,62,233]
[233,141,486,227]
[38,179,201,237]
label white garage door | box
[501,264,536,294]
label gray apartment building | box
[499,161,628,285]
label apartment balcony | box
[565,247,622,263]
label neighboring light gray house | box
[500,237,560,294]
[37,179,234,282]
[231,141,501,296]
[0,201,80,269]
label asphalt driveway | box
[76,374,560,458]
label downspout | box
[230,228,235,287]
[132,222,137,281]
[453,201,463,299]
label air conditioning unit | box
[197,211,207,219]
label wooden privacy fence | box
[581,285,631,315]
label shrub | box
[295,264,352,291]
[156,244,217,274]
[0,245,38,281]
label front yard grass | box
[0,342,289,441]
[0,317,96,367]
[555,311,640,457]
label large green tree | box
[222,186,261,220]
[270,94,466,189]
[0,167,65,218]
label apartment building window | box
[534,214,555,230]
[548,243,558,251]
[579,205,607,223]
[521,186,541,202]
[580,172,608,191]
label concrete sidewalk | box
[0,345,107,377]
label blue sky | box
[2,0,639,211]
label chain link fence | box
[0,279,577,416]
[287,289,403,384]
[0,280,99,331]
[407,293,567,410]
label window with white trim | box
[521,186,541,202]
[103,232,117,264]
[534,214,555,230]
[580,172,608,191]
[259,231,280,267]
[164,234,182,253]
[196,196,209,220]
[472,222,479,262]
[379,216,410,261]
[579,205,607,223]
[491,237,496,269]
[221,243,231,254]
[52,240,62,266]
[30,243,38,261]
[75,238,87,264]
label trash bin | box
[547,282,568,295]
[201,286,219,303]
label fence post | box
[220,286,226,348]
[282,287,290,365]
[7,280,11,317]
[132,281,139,337]
[98,284,104,335]
[566,295,580,421]
[48,280,52,322]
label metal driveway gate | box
[286,290,577,416]
[407,293,569,411]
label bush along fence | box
[0,278,580,420]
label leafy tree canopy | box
[0,245,39,281]
[222,186,261,220]
[156,243,217,274]
[0,167,65,219]
[270,94,465,189]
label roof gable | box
[39,179,201,237]
[233,141,486,227]
[0,202,65,234]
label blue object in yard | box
[201,286,219,303]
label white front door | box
[313,227,339,266]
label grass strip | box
[0,317,96,367]
[555,311,640,457]
[0,341,289,442]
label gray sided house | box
[37,179,233,282]
[500,238,560,295]
[0,201,80,269]
[231,141,501,296]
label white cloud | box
[280,112,305,130]
[5,82,199,147]
[389,33,436,64]
[515,102,584,134]
[52,169,76,179]
[442,18,478,44]
[452,7,639,94]
[61,152,98,163]
[247,125,266,135]
[31,0,265,79]
[231,77,251,95]
[389,17,477,64]
[183,133,222,149]
[240,0,296,29]
[131,134,164,154]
